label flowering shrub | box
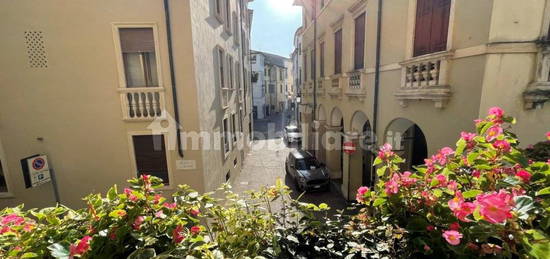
[0,175,283,258]
[1,107,548,258]
[357,107,550,258]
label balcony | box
[395,51,453,109]
[327,75,343,98]
[119,87,165,121]
[524,46,550,109]
[345,70,367,101]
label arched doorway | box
[315,105,327,163]
[348,111,373,198]
[326,107,344,180]
[384,118,428,170]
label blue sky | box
[249,0,302,58]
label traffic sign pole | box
[49,168,61,204]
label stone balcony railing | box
[119,87,165,121]
[327,75,343,98]
[524,46,550,109]
[395,51,454,109]
[345,70,367,101]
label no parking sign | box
[21,155,51,188]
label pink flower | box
[546,131,550,141]
[23,223,34,232]
[384,174,400,195]
[153,194,162,204]
[461,132,476,142]
[424,244,431,252]
[435,174,447,187]
[421,191,437,206]
[377,143,395,160]
[448,192,475,222]
[475,190,514,224]
[516,170,531,183]
[163,202,177,209]
[492,140,511,152]
[442,230,463,246]
[124,188,139,202]
[486,126,503,142]
[190,225,201,235]
[132,216,145,230]
[447,180,458,191]
[488,107,504,119]
[69,236,92,257]
[0,226,12,234]
[356,186,370,203]
[472,170,481,178]
[154,210,165,218]
[400,171,417,187]
[172,225,185,243]
[449,222,460,231]
[1,214,25,226]
[426,225,435,232]
[189,209,200,217]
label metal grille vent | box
[24,31,48,68]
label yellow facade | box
[0,0,253,208]
[294,0,550,199]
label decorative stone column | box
[324,125,343,180]
[313,120,326,164]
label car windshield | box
[295,158,319,170]
[286,127,299,133]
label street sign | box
[22,155,51,188]
[343,141,356,155]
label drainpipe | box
[238,0,248,135]
[312,1,317,122]
[371,0,383,185]
[163,0,184,158]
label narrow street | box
[232,109,348,215]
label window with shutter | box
[132,135,169,184]
[334,29,343,74]
[354,12,366,70]
[413,0,451,57]
[119,28,158,87]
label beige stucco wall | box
[0,0,252,208]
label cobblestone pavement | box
[232,111,348,215]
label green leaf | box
[21,252,38,258]
[433,189,443,198]
[462,190,482,199]
[536,187,550,196]
[48,243,69,259]
[107,185,118,201]
[376,166,387,177]
[521,229,550,259]
[406,216,429,232]
[373,157,383,166]
[286,235,299,243]
[455,139,466,156]
[373,198,387,207]
[514,195,535,220]
[127,248,157,259]
[318,203,329,210]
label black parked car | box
[285,150,330,192]
[283,125,302,145]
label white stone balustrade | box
[119,87,165,120]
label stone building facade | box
[293,0,550,199]
[0,0,253,208]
